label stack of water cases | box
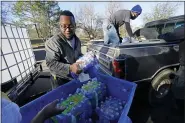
[96,97,126,123]
[79,80,106,108]
[50,93,92,123]
[49,80,107,123]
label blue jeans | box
[103,19,120,47]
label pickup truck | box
[87,15,184,105]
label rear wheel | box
[149,69,175,107]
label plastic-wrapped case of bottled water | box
[96,97,126,122]
[49,93,92,123]
[80,80,107,108]
[76,51,96,70]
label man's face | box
[60,15,76,40]
[131,12,140,20]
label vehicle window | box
[175,21,184,28]
[162,23,175,34]
[156,24,164,35]
[148,25,156,28]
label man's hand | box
[42,99,65,119]
[70,62,83,74]
[31,99,65,123]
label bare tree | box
[1,2,14,23]
[75,4,103,40]
[105,1,123,18]
[143,2,180,23]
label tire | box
[149,69,174,107]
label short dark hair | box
[60,10,75,21]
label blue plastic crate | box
[20,70,136,123]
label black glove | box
[31,99,65,123]
[119,37,123,43]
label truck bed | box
[87,39,180,82]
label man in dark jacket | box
[45,10,83,89]
[103,5,142,46]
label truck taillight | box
[112,60,124,78]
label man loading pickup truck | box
[103,5,142,46]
